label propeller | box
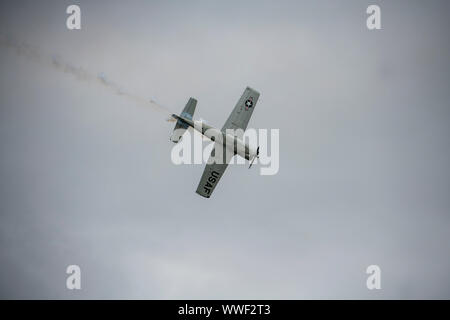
[249,147,260,169]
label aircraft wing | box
[196,86,260,198]
[196,145,233,198]
[221,87,260,132]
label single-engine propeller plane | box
[169,87,260,198]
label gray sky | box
[1,0,450,299]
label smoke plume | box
[0,34,172,114]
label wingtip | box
[195,190,210,199]
[246,86,260,95]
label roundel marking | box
[245,98,253,109]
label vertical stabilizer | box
[170,98,197,142]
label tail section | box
[170,98,197,143]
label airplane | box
[169,87,260,198]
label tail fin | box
[170,98,197,143]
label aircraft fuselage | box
[172,114,258,161]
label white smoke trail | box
[0,34,172,114]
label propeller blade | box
[249,156,256,169]
[249,147,259,169]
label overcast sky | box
[1,0,449,299]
